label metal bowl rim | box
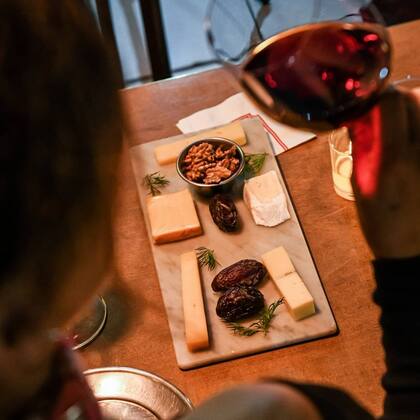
[176,137,245,188]
[84,366,194,410]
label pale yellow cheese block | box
[146,189,202,244]
[261,246,315,320]
[181,251,209,352]
[154,121,247,165]
[272,272,315,320]
[261,246,295,278]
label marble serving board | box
[130,118,337,370]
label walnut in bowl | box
[176,138,245,195]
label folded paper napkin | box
[176,92,316,155]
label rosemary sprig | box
[195,247,219,271]
[226,323,260,336]
[244,152,268,178]
[226,299,284,336]
[258,298,284,333]
[143,171,169,196]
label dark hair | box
[0,0,122,340]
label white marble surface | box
[130,119,337,370]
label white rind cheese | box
[146,189,202,244]
[181,251,209,352]
[261,246,315,320]
[154,121,247,165]
[243,170,290,227]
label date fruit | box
[209,194,238,232]
[216,286,264,322]
[211,259,267,292]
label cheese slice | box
[261,246,315,320]
[272,272,315,320]
[261,246,295,278]
[146,189,202,244]
[154,121,247,165]
[181,251,209,352]
[154,138,191,166]
[243,170,290,227]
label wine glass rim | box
[204,0,260,64]
[204,0,387,65]
[242,20,388,70]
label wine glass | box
[66,295,108,350]
[205,0,390,128]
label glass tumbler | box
[329,127,355,201]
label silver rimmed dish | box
[84,367,193,419]
[176,137,245,196]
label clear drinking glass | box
[329,127,354,201]
[393,75,420,90]
[327,76,420,201]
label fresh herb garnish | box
[195,247,219,271]
[226,299,284,336]
[244,152,268,178]
[143,172,169,196]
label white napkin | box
[176,93,316,155]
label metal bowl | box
[176,137,245,196]
[85,367,193,419]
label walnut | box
[182,141,240,184]
[215,145,236,159]
[185,169,201,181]
[215,146,224,159]
[197,162,217,172]
[184,143,214,164]
[204,165,232,184]
[229,158,240,172]
[219,158,230,169]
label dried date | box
[216,286,264,322]
[211,259,267,292]
[209,194,238,232]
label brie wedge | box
[243,170,290,227]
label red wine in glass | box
[241,22,391,126]
[205,1,392,198]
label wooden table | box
[84,19,420,416]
